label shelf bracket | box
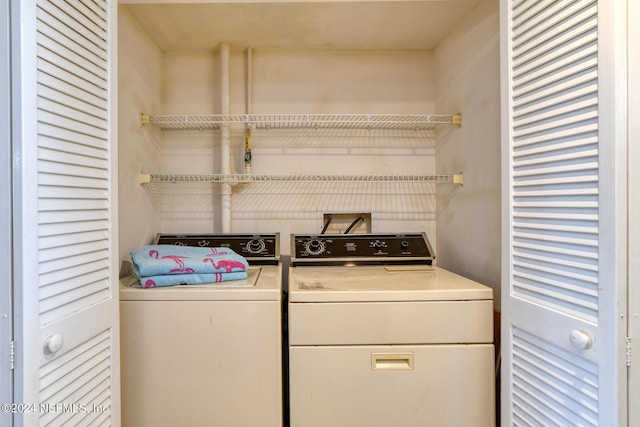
[139,173,151,184]
[140,113,150,125]
[451,113,462,127]
[452,172,464,186]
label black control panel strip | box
[291,233,435,265]
[153,233,280,265]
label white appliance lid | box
[288,266,493,302]
[119,266,282,301]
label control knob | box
[246,239,266,254]
[304,239,326,255]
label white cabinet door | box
[501,0,628,425]
[12,1,119,425]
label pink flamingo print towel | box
[138,271,248,288]
[130,245,249,277]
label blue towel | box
[130,245,249,277]
[134,271,249,288]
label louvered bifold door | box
[501,0,627,425]
[14,1,119,425]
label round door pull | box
[569,329,593,350]
[43,334,64,355]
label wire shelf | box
[140,173,464,185]
[140,113,462,131]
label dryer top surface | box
[288,265,492,302]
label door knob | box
[569,329,593,350]
[43,334,64,355]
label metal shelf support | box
[139,113,462,131]
[139,172,465,185]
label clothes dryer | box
[120,233,282,427]
[288,233,495,427]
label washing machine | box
[288,233,495,427]
[120,233,282,427]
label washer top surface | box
[121,233,282,301]
[288,265,492,302]
[120,265,282,301]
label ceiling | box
[121,1,482,52]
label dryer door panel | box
[288,300,494,345]
[289,344,495,427]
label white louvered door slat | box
[629,0,640,424]
[38,84,108,120]
[37,62,108,101]
[502,0,627,425]
[14,0,118,425]
[0,1,12,424]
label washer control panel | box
[153,233,279,264]
[292,233,435,265]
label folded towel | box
[130,245,249,277]
[135,271,249,288]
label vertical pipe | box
[244,47,253,175]
[220,43,231,232]
[246,47,253,115]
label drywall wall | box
[157,51,223,232]
[118,3,501,263]
[434,0,501,308]
[238,49,437,252]
[117,6,164,267]
[154,48,438,254]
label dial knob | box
[374,240,384,249]
[400,241,409,250]
[246,239,266,254]
[305,239,325,255]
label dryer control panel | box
[291,233,435,265]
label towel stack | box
[130,245,249,288]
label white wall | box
[120,43,438,255]
[234,50,437,253]
[434,0,501,308]
[158,51,222,233]
[117,6,163,267]
[118,2,500,271]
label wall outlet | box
[320,213,371,234]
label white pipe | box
[244,47,253,175]
[246,47,253,115]
[220,43,231,233]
